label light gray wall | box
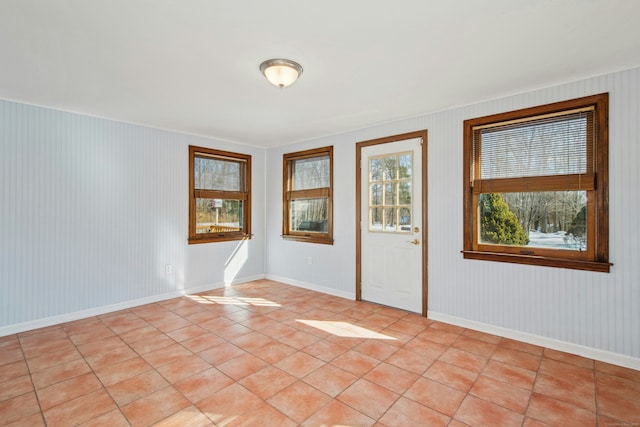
[266,137,357,298]
[2,67,638,366]
[0,102,266,330]
[265,67,640,363]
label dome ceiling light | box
[259,58,303,88]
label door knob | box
[407,239,420,245]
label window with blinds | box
[471,109,595,195]
[463,94,611,272]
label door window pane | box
[399,182,411,205]
[399,154,412,179]
[370,183,382,205]
[384,157,397,180]
[399,207,412,231]
[384,183,396,205]
[384,207,397,231]
[370,158,383,181]
[370,207,383,231]
[368,152,413,233]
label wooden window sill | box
[282,235,334,245]
[462,250,612,272]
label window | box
[188,146,251,244]
[463,93,610,272]
[368,151,413,233]
[283,146,333,244]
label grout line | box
[2,280,637,425]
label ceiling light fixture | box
[259,58,303,88]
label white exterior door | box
[360,137,423,313]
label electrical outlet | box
[308,256,312,265]
[165,264,173,274]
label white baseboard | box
[265,274,355,301]
[4,275,637,371]
[0,273,266,337]
[0,291,186,337]
[429,311,640,371]
[185,273,266,295]
[264,277,639,370]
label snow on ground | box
[527,230,585,251]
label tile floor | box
[1,279,639,426]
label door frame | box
[355,130,428,317]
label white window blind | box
[472,108,595,183]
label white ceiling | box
[1,1,639,148]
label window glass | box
[283,146,333,244]
[370,183,383,205]
[368,152,413,233]
[384,183,396,205]
[195,198,243,234]
[289,198,328,233]
[463,94,609,271]
[478,191,587,251]
[194,156,241,191]
[399,153,412,179]
[399,182,411,204]
[370,158,383,181]
[188,146,251,244]
[292,155,330,190]
[370,207,383,230]
[383,157,397,180]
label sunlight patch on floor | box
[296,319,396,340]
[187,294,281,307]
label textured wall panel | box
[265,67,640,359]
[0,102,265,327]
[2,67,638,360]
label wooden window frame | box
[282,146,334,245]
[462,93,611,272]
[188,145,251,244]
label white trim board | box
[429,311,640,371]
[5,274,637,371]
[0,274,265,337]
[265,274,356,301]
[267,276,639,370]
